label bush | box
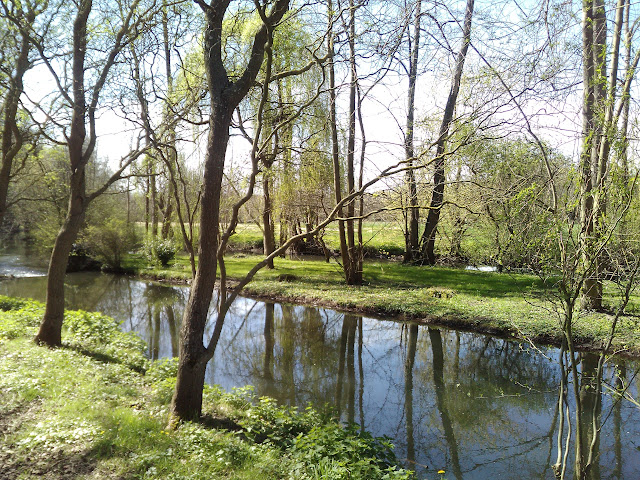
[64,310,148,371]
[0,295,28,311]
[145,238,177,267]
[83,219,139,270]
[290,423,412,480]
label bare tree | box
[169,0,292,422]
[403,0,422,263]
[419,0,474,264]
[11,0,156,346]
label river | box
[1,245,639,479]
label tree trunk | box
[170,354,208,423]
[35,171,86,346]
[404,0,422,263]
[169,0,291,422]
[262,170,275,268]
[580,0,606,311]
[170,104,230,421]
[34,0,92,347]
[420,0,474,264]
[0,11,33,227]
[327,0,351,283]
[340,0,362,285]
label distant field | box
[230,221,406,255]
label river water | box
[1,245,639,479]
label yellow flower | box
[438,470,446,474]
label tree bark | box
[169,0,290,422]
[420,0,474,264]
[262,169,275,268]
[34,171,86,346]
[404,0,421,263]
[0,7,35,228]
[327,0,351,283]
[344,0,362,285]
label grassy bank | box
[0,297,412,480]
[132,253,640,355]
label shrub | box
[145,238,178,267]
[83,219,139,269]
[0,295,28,311]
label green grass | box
[129,252,640,355]
[0,297,412,480]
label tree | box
[579,0,640,310]
[169,0,292,422]
[17,0,154,346]
[327,0,351,283]
[403,0,422,263]
[419,0,474,264]
[0,0,42,229]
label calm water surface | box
[1,249,639,479]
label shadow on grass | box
[249,261,551,299]
[64,344,146,374]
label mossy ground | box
[0,297,412,480]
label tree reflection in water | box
[1,273,639,479]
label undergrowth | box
[0,296,413,480]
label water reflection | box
[1,272,639,479]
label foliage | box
[0,302,412,480]
[0,296,147,370]
[290,423,411,480]
[64,309,148,372]
[239,396,324,447]
[0,295,28,311]
[83,218,139,269]
[145,237,178,267]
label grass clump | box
[0,298,412,480]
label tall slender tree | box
[419,0,474,264]
[0,0,41,228]
[580,0,640,310]
[25,0,153,346]
[403,0,422,263]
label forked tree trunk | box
[169,0,290,422]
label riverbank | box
[0,297,412,480]
[131,253,640,356]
